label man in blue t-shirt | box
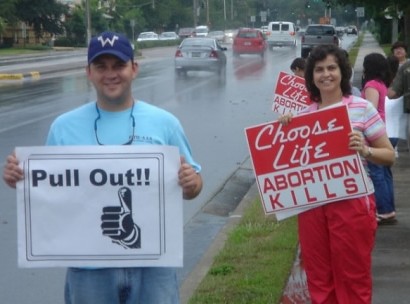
[3,31,203,304]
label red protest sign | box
[272,71,312,115]
[245,105,371,215]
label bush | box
[0,37,14,48]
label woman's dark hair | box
[361,53,391,88]
[305,44,352,103]
[391,41,408,53]
[386,54,399,85]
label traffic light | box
[305,1,311,8]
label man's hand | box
[3,152,24,189]
[179,156,202,200]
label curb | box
[179,183,259,304]
[0,71,40,80]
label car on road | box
[178,27,196,39]
[300,24,340,58]
[207,30,225,43]
[232,28,267,58]
[159,31,180,41]
[174,37,227,76]
[265,21,297,49]
[223,29,238,43]
[260,25,268,35]
[195,25,209,37]
[346,25,358,35]
[137,32,158,42]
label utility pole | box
[86,0,91,45]
[193,0,198,27]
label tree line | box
[0,0,409,47]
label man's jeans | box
[65,267,180,304]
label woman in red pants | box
[279,45,395,304]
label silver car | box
[174,38,227,77]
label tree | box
[15,0,68,41]
[337,0,410,45]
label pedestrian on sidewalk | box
[388,46,410,150]
[2,31,203,304]
[361,52,398,224]
[279,44,395,304]
[390,41,409,67]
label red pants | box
[298,196,377,304]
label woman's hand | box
[278,112,293,126]
[348,131,370,157]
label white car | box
[207,31,225,43]
[223,29,238,43]
[137,32,158,42]
[266,21,297,49]
[195,25,209,37]
[159,32,180,41]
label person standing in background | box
[3,31,203,304]
[361,52,397,225]
[290,57,306,78]
[279,45,395,304]
[388,42,410,153]
[391,41,409,66]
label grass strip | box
[188,199,298,304]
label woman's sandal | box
[376,215,398,226]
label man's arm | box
[388,61,408,99]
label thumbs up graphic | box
[101,187,141,249]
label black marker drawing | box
[101,187,141,249]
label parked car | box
[174,37,227,76]
[207,31,225,43]
[137,32,158,42]
[265,21,297,49]
[300,24,340,58]
[232,28,267,58]
[159,31,180,41]
[178,27,196,39]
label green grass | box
[348,33,364,66]
[188,199,298,304]
[0,46,50,55]
[380,44,392,56]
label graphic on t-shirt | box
[101,187,141,249]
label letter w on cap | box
[98,35,119,47]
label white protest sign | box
[245,105,371,219]
[16,145,182,268]
[385,96,409,139]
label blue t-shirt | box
[46,100,201,172]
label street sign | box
[356,7,365,18]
